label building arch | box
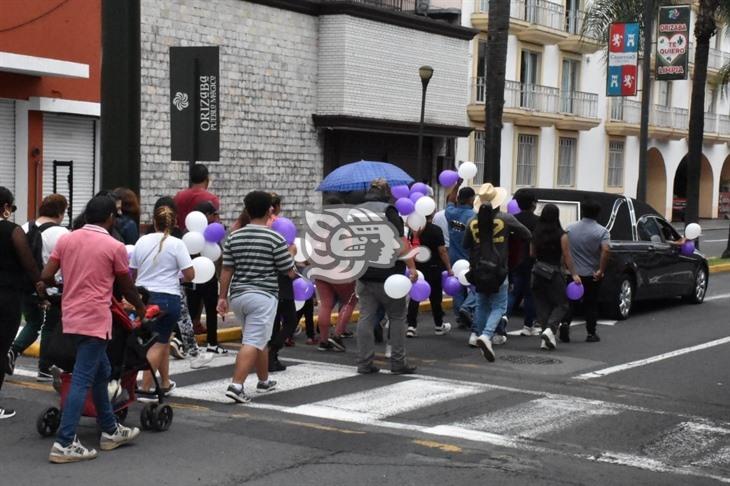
[673,154,714,220]
[646,148,668,218]
[719,155,730,219]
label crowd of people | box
[0,163,612,463]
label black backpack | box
[26,220,59,271]
[466,205,508,294]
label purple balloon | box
[507,199,520,215]
[566,282,584,301]
[411,182,429,195]
[293,278,315,301]
[443,276,463,296]
[438,170,459,188]
[409,192,424,203]
[441,270,449,282]
[271,217,297,245]
[680,240,695,256]
[391,185,410,199]
[410,279,431,301]
[203,222,226,243]
[395,197,415,216]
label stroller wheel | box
[114,407,128,424]
[152,404,173,432]
[36,407,61,437]
[140,403,156,431]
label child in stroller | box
[38,287,174,436]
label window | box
[520,50,541,109]
[655,81,672,107]
[565,0,580,34]
[476,40,487,102]
[561,58,580,113]
[516,134,538,186]
[607,140,624,188]
[655,218,681,243]
[637,217,662,243]
[557,137,576,187]
[473,130,486,182]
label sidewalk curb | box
[709,263,730,274]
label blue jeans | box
[57,336,117,446]
[453,287,477,317]
[474,279,509,339]
[149,292,182,344]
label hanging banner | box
[170,46,220,161]
[606,22,639,97]
[656,5,691,81]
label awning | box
[0,51,89,79]
[312,114,473,138]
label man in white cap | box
[462,184,531,363]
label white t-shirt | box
[22,221,70,265]
[130,233,193,295]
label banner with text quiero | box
[607,22,639,97]
[656,5,690,81]
[170,46,220,161]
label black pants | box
[0,289,23,393]
[297,298,315,339]
[568,276,602,335]
[187,277,219,346]
[406,266,443,328]
[531,270,569,333]
[270,298,298,355]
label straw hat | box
[473,183,508,212]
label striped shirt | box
[222,224,294,298]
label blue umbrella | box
[316,160,415,192]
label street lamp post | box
[417,65,434,182]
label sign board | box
[170,46,220,161]
[656,5,691,81]
[607,22,639,97]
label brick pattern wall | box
[140,0,322,226]
[317,15,469,127]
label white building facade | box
[457,0,730,220]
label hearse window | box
[654,218,681,243]
[637,217,662,243]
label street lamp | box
[417,65,434,182]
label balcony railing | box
[718,114,730,135]
[525,0,564,31]
[321,0,417,12]
[609,99,641,124]
[705,112,718,133]
[475,0,527,21]
[672,108,688,130]
[687,45,730,71]
[559,90,598,118]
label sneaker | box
[49,436,98,463]
[5,349,16,375]
[406,326,417,338]
[468,333,478,348]
[51,366,63,393]
[434,323,452,336]
[357,364,380,375]
[558,324,571,343]
[170,337,185,360]
[499,315,509,332]
[457,309,474,329]
[384,344,392,358]
[340,330,354,339]
[476,336,495,362]
[37,370,53,382]
[162,381,176,395]
[225,384,251,403]
[268,358,287,372]
[100,424,140,451]
[520,325,540,337]
[391,364,417,375]
[586,334,601,343]
[541,328,556,350]
[328,336,346,352]
[540,339,549,350]
[190,352,214,369]
[207,345,229,355]
[0,407,16,419]
[256,379,278,393]
[492,334,508,345]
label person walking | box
[40,195,145,463]
[530,204,581,350]
[113,187,140,245]
[174,163,220,231]
[566,198,610,343]
[131,206,195,396]
[406,211,453,337]
[0,187,44,419]
[355,179,418,375]
[218,191,296,404]
[464,184,531,363]
[315,279,358,352]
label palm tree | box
[483,0,510,184]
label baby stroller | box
[36,297,174,436]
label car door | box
[654,216,696,294]
[634,216,672,298]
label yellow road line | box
[413,439,463,453]
[283,419,366,435]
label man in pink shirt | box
[40,195,147,464]
[173,164,220,230]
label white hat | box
[473,183,508,212]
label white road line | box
[703,239,728,243]
[574,336,730,380]
[706,293,730,302]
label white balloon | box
[452,259,471,276]
[414,196,436,217]
[457,269,471,286]
[185,211,208,233]
[125,244,135,259]
[407,213,426,231]
[384,274,412,299]
[44,226,69,252]
[294,237,314,263]
[294,300,305,311]
[415,246,432,263]
[191,256,215,284]
[685,223,702,240]
[417,270,425,281]
[200,242,222,261]
[183,231,205,255]
[457,161,478,180]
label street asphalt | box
[3,273,730,485]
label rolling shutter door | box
[43,114,96,225]
[0,99,15,196]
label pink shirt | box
[50,225,129,340]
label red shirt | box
[173,187,220,230]
[50,225,129,340]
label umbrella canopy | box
[316,160,415,192]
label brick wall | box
[139,0,322,226]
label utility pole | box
[636,0,654,203]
